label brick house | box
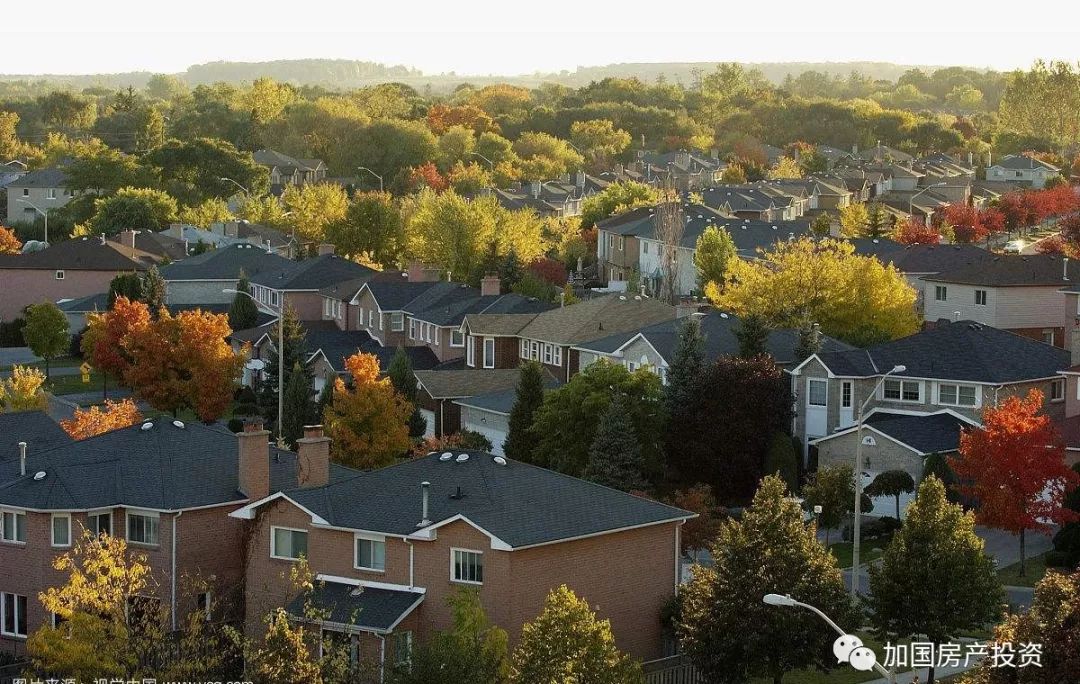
[161,242,298,306]
[0,413,352,653]
[0,237,150,321]
[248,249,377,322]
[230,444,692,678]
[413,369,529,438]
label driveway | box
[0,347,40,367]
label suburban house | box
[0,160,27,190]
[304,328,440,395]
[921,254,1080,348]
[161,242,298,306]
[229,445,693,677]
[699,187,794,221]
[0,414,356,653]
[108,229,189,262]
[851,242,995,297]
[414,369,531,438]
[473,177,588,218]
[248,249,377,322]
[453,377,563,455]
[252,149,328,191]
[4,168,72,225]
[0,237,149,321]
[986,155,1061,188]
[160,222,292,256]
[631,150,725,191]
[791,321,1071,466]
[574,310,854,382]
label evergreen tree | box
[503,361,544,462]
[665,316,704,416]
[498,248,523,291]
[865,202,890,238]
[141,265,166,312]
[867,477,1003,684]
[107,273,143,308]
[280,362,314,448]
[793,322,821,361]
[387,346,427,438]
[258,306,310,434]
[228,270,259,331]
[584,395,647,492]
[922,452,961,505]
[735,313,770,358]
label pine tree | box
[498,248,523,291]
[387,346,426,438]
[584,395,647,492]
[141,265,166,312]
[107,273,143,308]
[735,313,770,358]
[258,306,310,433]
[503,361,545,462]
[665,316,704,416]
[280,362,314,448]
[228,269,259,331]
[865,202,889,238]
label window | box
[934,285,947,302]
[51,612,66,628]
[643,241,649,254]
[466,336,475,367]
[618,236,625,251]
[520,339,530,359]
[530,340,539,361]
[425,323,433,343]
[883,379,921,402]
[807,379,827,406]
[378,311,383,331]
[409,319,416,339]
[974,289,987,306]
[391,313,404,332]
[939,383,978,407]
[46,188,56,199]
[1051,379,1065,402]
[841,382,852,409]
[88,510,111,537]
[607,234,615,250]
[358,306,365,324]
[21,188,28,196]
[451,548,484,584]
[355,535,386,572]
[271,526,308,560]
[434,327,440,345]
[368,310,374,327]
[1043,330,1056,346]
[55,270,65,280]
[323,298,331,317]
[1,510,26,543]
[553,346,563,367]
[483,338,495,369]
[450,330,464,348]
[322,629,360,665]
[394,631,413,666]
[543,343,553,365]
[126,511,159,546]
[1,593,27,638]
[52,514,71,547]
[197,591,212,621]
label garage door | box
[463,419,506,456]
[418,409,435,439]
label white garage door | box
[463,419,506,456]
[418,409,435,439]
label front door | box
[805,378,829,441]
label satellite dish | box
[172,420,185,429]
[245,359,266,371]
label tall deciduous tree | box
[82,296,151,382]
[503,361,545,463]
[323,353,411,469]
[839,202,869,238]
[325,190,404,265]
[60,399,143,440]
[88,186,179,236]
[579,181,659,229]
[952,389,1080,577]
[867,477,1003,684]
[0,225,22,254]
[22,302,70,379]
[0,365,47,413]
[693,225,737,290]
[281,182,349,242]
[801,464,860,547]
[146,137,269,205]
[141,265,166,312]
[679,475,853,684]
[228,270,259,331]
[511,585,642,684]
[584,394,647,492]
[108,273,143,308]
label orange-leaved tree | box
[123,309,245,421]
[952,389,1080,576]
[323,352,411,469]
[61,399,143,440]
[82,296,152,383]
[0,225,21,254]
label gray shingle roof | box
[8,167,68,188]
[287,580,424,633]
[308,330,439,373]
[284,450,691,548]
[481,295,675,346]
[248,254,376,291]
[414,369,525,399]
[160,243,296,281]
[0,238,146,271]
[864,410,970,454]
[0,411,73,464]
[453,375,563,415]
[922,254,1080,287]
[813,320,1070,383]
[991,155,1060,172]
[852,243,993,274]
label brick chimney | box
[238,417,271,500]
[480,273,501,297]
[407,261,441,283]
[296,425,331,488]
[317,243,336,256]
[117,230,137,249]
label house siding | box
[0,268,135,322]
[923,283,1068,345]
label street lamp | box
[762,594,893,681]
[470,152,495,172]
[357,166,384,193]
[219,177,251,196]
[851,364,906,597]
[224,288,284,446]
[17,199,48,243]
[908,182,948,217]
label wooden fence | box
[643,654,704,684]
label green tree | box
[678,475,854,684]
[146,137,269,205]
[867,477,1003,684]
[735,313,770,358]
[350,118,438,182]
[511,585,642,684]
[801,464,859,546]
[503,361,545,462]
[579,181,659,229]
[88,187,179,236]
[23,302,70,379]
[693,225,737,290]
[177,197,233,228]
[108,272,144,308]
[584,394,647,492]
[532,361,664,479]
[764,432,799,493]
[141,265,166,312]
[387,346,426,438]
[865,202,890,238]
[923,451,962,505]
[281,182,349,243]
[325,191,404,265]
[811,212,832,237]
[512,131,584,181]
[664,316,704,417]
[228,270,259,331]
[281,362,314,448]
[570,119,632,168]
[865,469,916,520]
[258,306,311,433]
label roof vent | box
[455,453,469,463]
[720,312,729,318]
[440,452,453,461]
[619,295,627,300]
[493,456,507,466]
[172,420,185,429]
[141,422,154,431]
[33,471,46,481]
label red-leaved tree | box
[407,162,448,193]
[892,218,941,245]
[938,204,987,243]
[952,389,1080,576]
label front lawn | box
[829,539,888,569]
[996,552,1052,588]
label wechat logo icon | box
[834,634,878,672]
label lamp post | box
[16,199,47,243]
[224,288,284,446]
[470,152,495,172]
[908,182,947,218]
[850,364,906,597]
[219,177,251,196]
[762,594,893,681]
[357,166,384,193]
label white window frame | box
[425,323,433,343]
[323,298,332,317]
[409,319,417,339]
[520,339,530,359]
[1,509,26,544]
[354,533,387,573]
[450,329,464,348]
[1051,378,1065,403]
[530,340,540,360]
[882,379,923,403]
[395,630,413,667]
[46,188,56,199]
[55,270,65,280]
[434,326,441,345]
[87,509,112,537]
[466,335,475,367]
[543,343,553,365]
[483,337,495,369]
[391,313,404,332]
[553,346,563,367]
[450,547,484,585]
[358,305,365,324]
[51,513,71,548]
[934,285,946,302]
[937,383,979,408]
[974,289,987,306]
[126,510,160,546]
[270,525,309,561]
[0,592,27,638]
[1042,330,1056,346]
[806,378,828,407]
[368,310,374,327]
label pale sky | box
[5,1,1080,76]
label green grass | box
[749,632,910,684]
[829,540,888,569]
[44,370,107,397]
[996,551,1052,588]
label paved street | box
[0,347,41,367]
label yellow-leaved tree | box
[323,352,411,469]
[0,365,47,412]
[707,237,918,347]
[60,398,143,440]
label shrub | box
[458,429,494,452]
[226,418,245,433]
[1044,550,1078,568]
[0,317,26,347]
[234,402,259,416]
